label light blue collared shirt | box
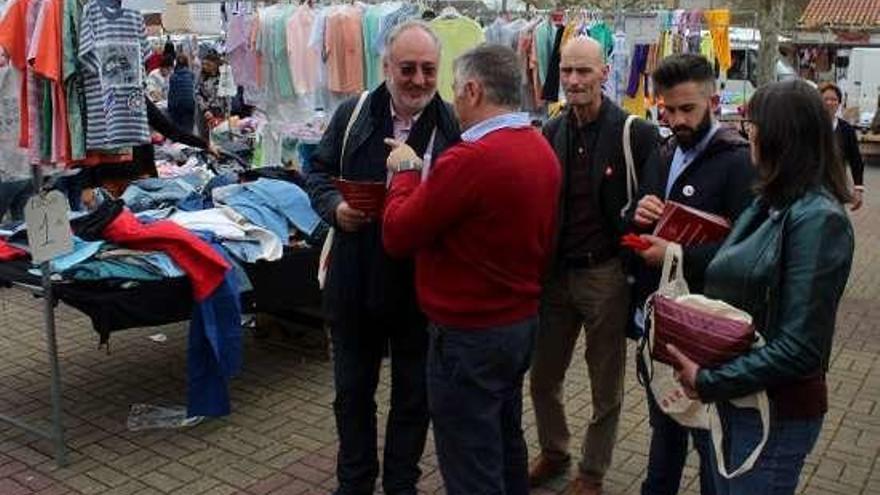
[461,112,531,142]
[665,122,720,198]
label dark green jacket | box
[696,188,854,402]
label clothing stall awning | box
[799,0,880,30]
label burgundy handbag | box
[650,294,755,368]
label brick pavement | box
[1,166,879,495]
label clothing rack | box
[0,164,68,467]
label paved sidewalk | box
[1,167,879,495]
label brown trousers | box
[529,258,630,481]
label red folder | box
[333,178,387,217]
[653,201,731,246]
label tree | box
[732,0,811,28]
[755,0,785,86]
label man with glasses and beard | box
[628,53,755,495]
[306,21,460,495]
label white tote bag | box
[642,243,771,479]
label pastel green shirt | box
[429,16,485,101]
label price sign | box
[24,190,74,264]
[625,14,661,45]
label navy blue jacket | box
[168,67,196,112]
[628,125,755,308]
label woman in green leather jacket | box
[668,79,855,494]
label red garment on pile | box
[145,51,163,73]
[102,210,230,301]
[0,240,28,261]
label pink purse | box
[650,294,755,368]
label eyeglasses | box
[395,62,437,78]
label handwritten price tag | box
[24,190,73,264]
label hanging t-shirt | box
[0,62,29,180]
[0,0,29,149]
[26,0,48,163]
[272,4,295,99]
[30,0,70,164]
[589,22,614,59]
[325,5,364,94]
[534,19,556,86]
[63,0,84,161]
[257,4,295,101]
[287,4,319,95]
[485,17,520,49]
[430,15,485,101]
[704,9,731,72]
[700,34,715,66]
[227,13,259,101]
[0,0,48,163]
[608,30,628,105]
[307,5,334,111]
[361,2,398,91]
[79,0,150,151]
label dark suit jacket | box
[628,125,755,307]
[836,118,865,187]
[306,85,460,321]
[543,98,660,273]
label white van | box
[841,47,880,128]
[715,28,795,116]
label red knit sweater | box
[383,127,561,329]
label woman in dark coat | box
[820,82,865,210]
[167,54,197,134]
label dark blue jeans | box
[330,308,428,495]
[642,390,717,495]
[427,316,537,495]
[707,402,822,495]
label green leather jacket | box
[695,188,854,402]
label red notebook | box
[653,201,731,246]
[333,178,387,217]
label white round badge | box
[682,185,695,197]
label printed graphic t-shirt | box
[79,0,150,151]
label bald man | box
[529,37,659,495]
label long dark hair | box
[746,79,852,207]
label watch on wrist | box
[394,159,423,173]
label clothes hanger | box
[439,5,460,19]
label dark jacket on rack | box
[306,84,461,320]
[835,117,865,187]
[628,126,755,307]
[134,97,210,177]
[696,188,854,418]
[542,98,659,275]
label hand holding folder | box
[333,178,387,218]
[652,201,731,246]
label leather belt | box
[563,247,618,269]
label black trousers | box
[330,306,429,495]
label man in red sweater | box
[383,44,561,495]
